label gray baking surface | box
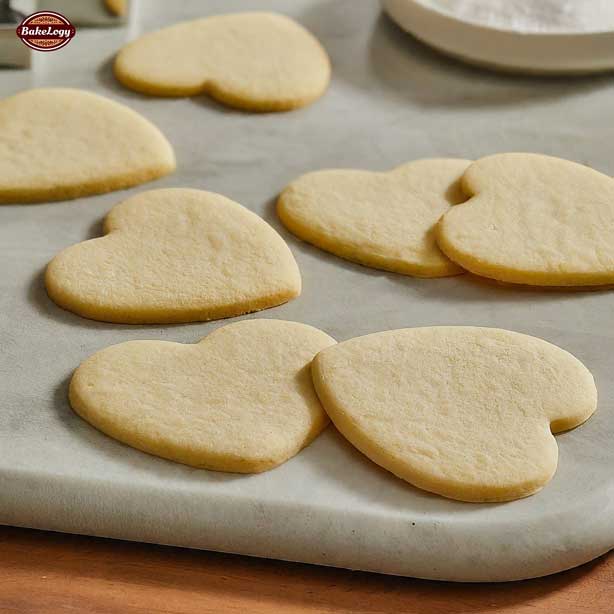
[1,0,613,582]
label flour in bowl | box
[428,0,614,33]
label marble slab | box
[1,0,613,582]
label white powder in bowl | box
[427,0,614,33]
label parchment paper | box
[1,0,613,581]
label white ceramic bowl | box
[382,0,614,74]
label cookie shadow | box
[301,426,499,516]
[96,55,147,101]
[86,216,105,239]
[187,91,272,115]
[300,417,614,533]
[299,0,612,110]
[404,269,614,312]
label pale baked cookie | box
[46,189,301,324]
[312,326,597,502]
[277,159,471,277]
[114,12,331,111]
[437,153,614,286]
[0,88,175,204]
[70,319,336,473]
[104,0,126,17]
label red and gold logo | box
[16,11,75,52]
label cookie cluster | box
[1,12,603,504]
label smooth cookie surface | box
[70,319,336,473]
[46,188,301,323]
[277,159,470,277]
[437,153,614,286]
[312,326,597,502]
[114,12,331,111]
[0,88,175,203]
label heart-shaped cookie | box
[437,153,614,286]
[114,12,331,112]
[312,326,597,502]
[0,88,175,203]
[45,188,301,324]
[277,159,471,277]
[70,319,336,473]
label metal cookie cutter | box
[0,0,32,68]
[37,0,130,27]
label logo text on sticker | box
[16,11,75,52]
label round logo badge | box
[16,11,76,52]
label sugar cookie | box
[437,153,614,286]
[114,12,331,112]
[312,326,597,502]
[0,88,175,204]
[277,159,470,277]
[46,188,301,324]
[70,319,336,473]
[104,0,126,17]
